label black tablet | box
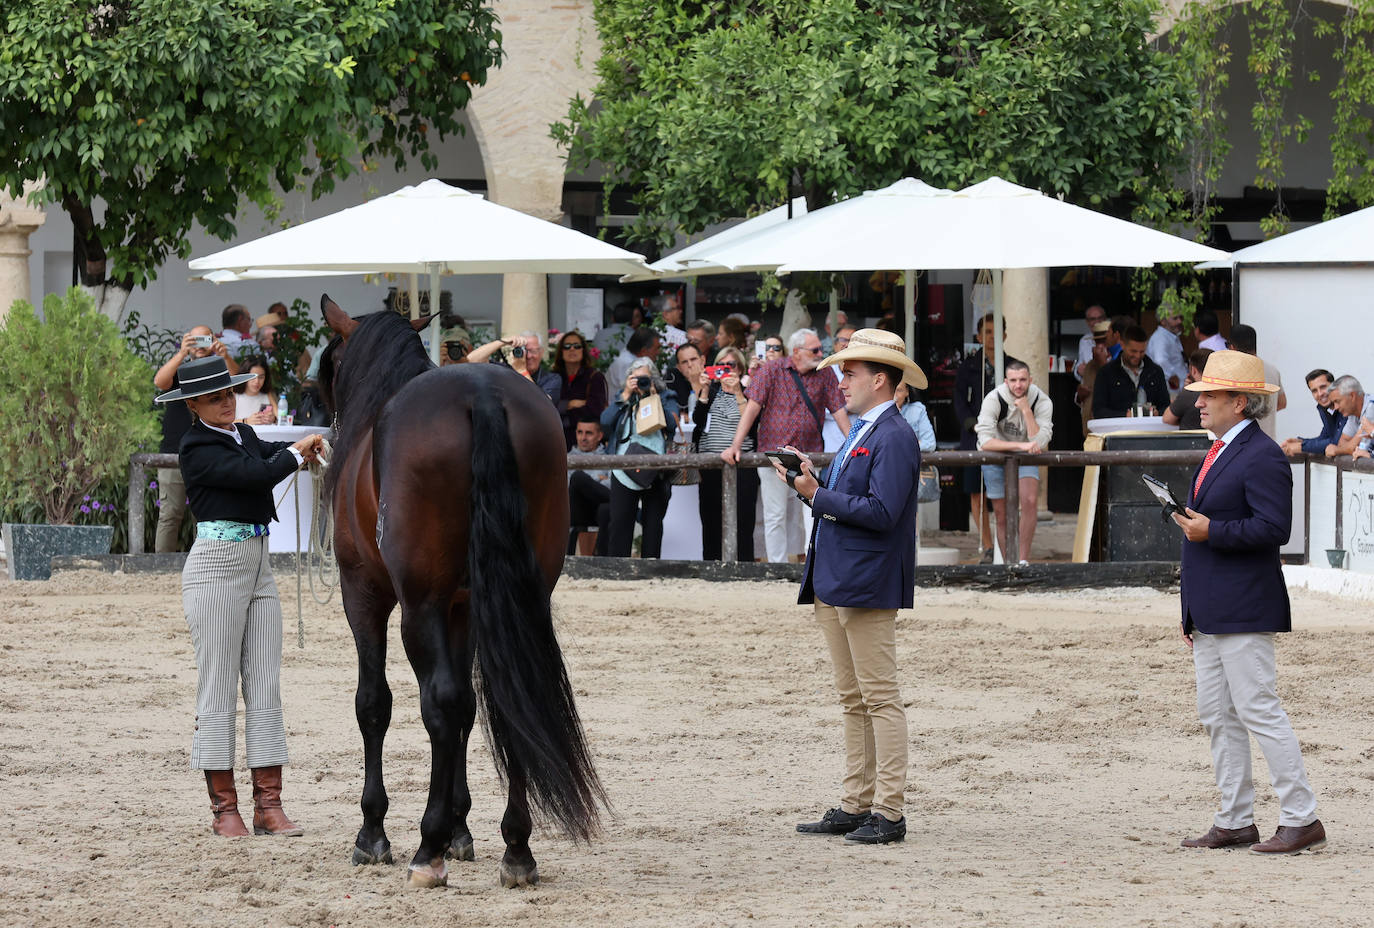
[1142,473,1184,515]
[764,449,805,474]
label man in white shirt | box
[1074,305,1108,383]
[1194,309,1228,352]
[1147,311,1188,394]
[218,304,251,353]
[654,293,688,355]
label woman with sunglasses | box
[156,355,323,839]
[551,329,609,449]
[692,347,759,560]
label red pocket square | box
[852,447,870,457]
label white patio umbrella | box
[189,179,650,361]
[620,196,808,282]
[769,177,1229,366]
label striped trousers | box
[182,536,289,770]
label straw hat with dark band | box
[1183,349,1280,395]
[154,356,255,403]
[818,327,928,389]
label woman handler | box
[155,355,324,837]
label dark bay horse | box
[317,296,604,888]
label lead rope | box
[273,438,339,649]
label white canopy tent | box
[189,179,650,361]
[1193,203,1374,443]
[620,197,808,283]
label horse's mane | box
[321,311,434,500]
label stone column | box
[1002,267,1051,513]
[467,0,601,336]
[1002,267,1049,387]
[0,182,46,323]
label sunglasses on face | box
[562,343,584,350]
[835,337,850,347]
[765,343,784,352]
[199,389,235,404]
[805,346,824,355]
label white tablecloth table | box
[256,425,331,553]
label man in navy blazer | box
[1172,350,1325,855]
[771,329,923,846]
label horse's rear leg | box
[344,578,396,867]
[446,603,477,863]
[499,761,538,888]
[401,601,464,888]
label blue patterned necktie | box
[827,418,866,490]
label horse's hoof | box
[499,860,539,888]
[406,860,448,889]
[447,832,475,862]
[352,841,393,866]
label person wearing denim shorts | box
[975,360,1053,564]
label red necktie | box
[1193,439,1226,498]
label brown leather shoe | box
[1251,820,1326,855]
[251,765,304,836]
[204,770,250,837]
[1180,824,1259,849]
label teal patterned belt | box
[197,520,270,542]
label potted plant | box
[0,288,158,579]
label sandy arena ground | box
[1,569,1372,928]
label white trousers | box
[1192,631,1318,829]
[758,470,814,563]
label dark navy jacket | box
[179,421,298,525]
[800,405,920,609]
[1180,420,1292,635]
[1299,404,1345,455]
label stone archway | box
[466,0,601,335]
[0,181,46,322]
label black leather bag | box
[621,441,661,489]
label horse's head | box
[317,293,436,417]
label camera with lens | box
[634,375,652,393]
[509,344,525,359]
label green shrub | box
[0,288,159,525]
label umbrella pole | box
[408,273,420,321]
[428,263,442,365]
[903,269,916,361]
[992,269,1005,381]
[828,288,839,346]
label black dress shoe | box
[796,807,869,835]
[844,813,906,844]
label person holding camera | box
[600,358,681,558]
[156,355,323,840]
[152,326,241,553]
[693,348,758,561]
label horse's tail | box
[466,388,605,841]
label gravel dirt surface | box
[1,570,1371,927]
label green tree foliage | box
[554,0,1194,247]
[0,288,159,524]
[0,0,500,301]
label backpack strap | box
[788,367,825,433]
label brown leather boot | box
[251,765,304,836]
[204,770,250,837]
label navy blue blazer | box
[1180,420,1292,635]
[800,405,921,610]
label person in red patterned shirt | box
[722,328,851,562]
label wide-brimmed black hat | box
[154,355,255,403]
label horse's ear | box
[321,293,357,338]
[411,314,435,333]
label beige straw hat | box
[255,312,286,329]
[1184,349,1280,395]
[818,327,928,389]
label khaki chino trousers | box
[814,597,908,821]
